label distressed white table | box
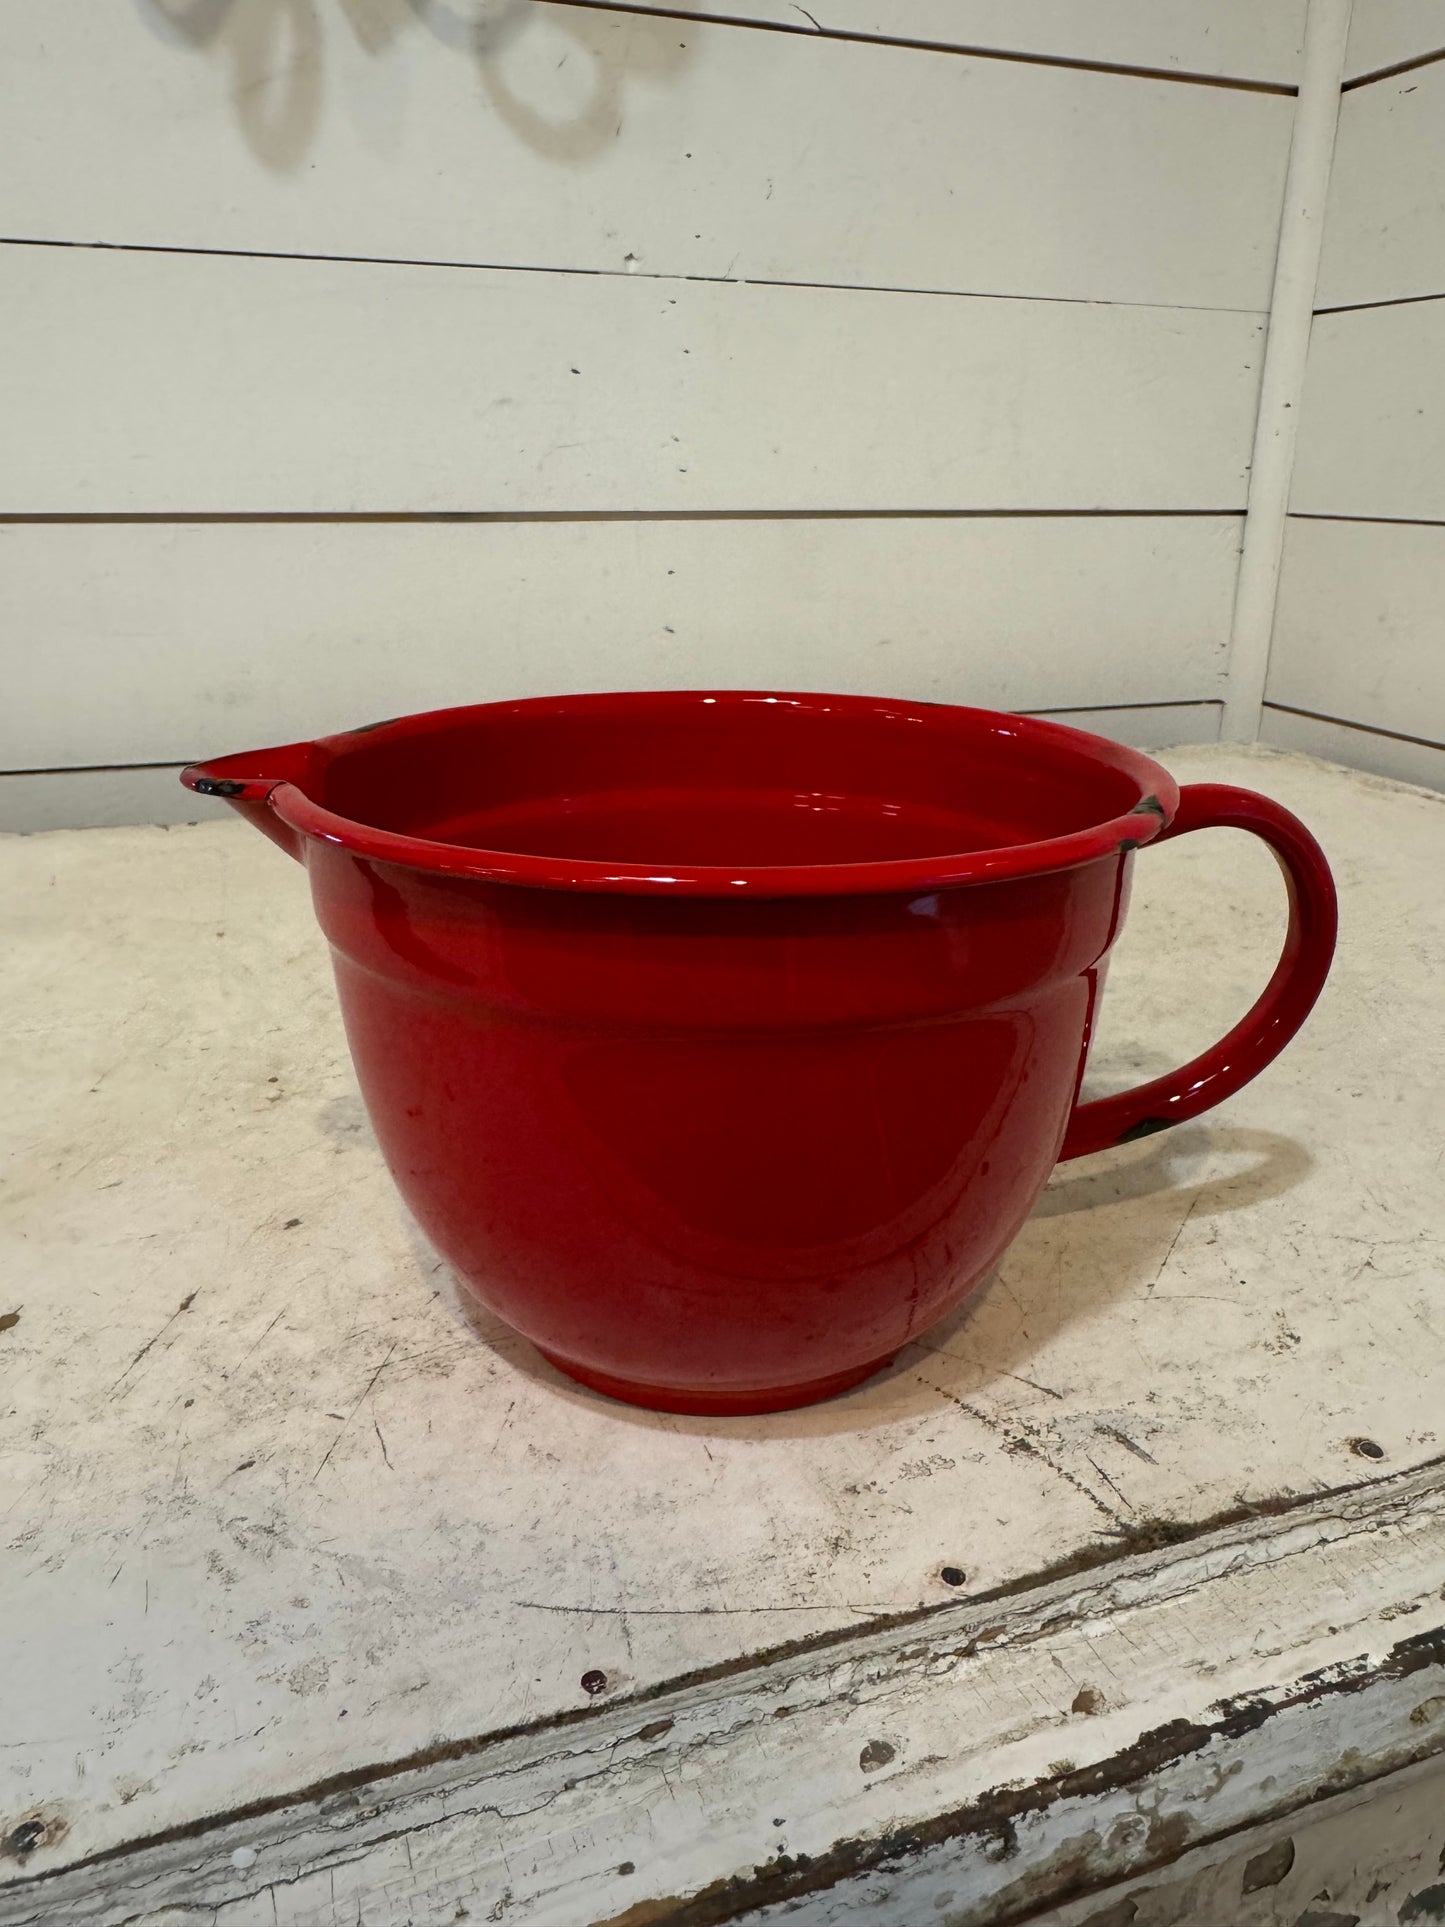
[2,746,1443,1927]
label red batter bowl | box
[184,692,1336,1415]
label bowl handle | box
[1059,783,1338,1160]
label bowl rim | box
[181,689,1179,896]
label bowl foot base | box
[534,1348,898,1416]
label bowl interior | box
[313,694,1147,869]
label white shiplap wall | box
[1341,0,1445,79]
[0,1,1300,827]
[1266,5,1445,789]
[577,2,1308,81]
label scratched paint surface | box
[1,747,1441,1867]
[1033,1749,1445,1926]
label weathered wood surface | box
[6,1464,1444,1925]
[1031,1747,1445,1925]
[1,747,1442,1920]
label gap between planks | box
[1315,290,1445,316]
[0,509,1246,527]
[1262,701,1445,755]
[1342,44,1445,89]
[0,236,1274,318]
[538,0,1300,94]
[1292,509,1445,528]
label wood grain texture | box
[0,518,1240,771]
[1261,703,1445,790]
[2,748,1441,1891]
[0,247,1266,515]
[0,5,1293,311]
[564,0,1308,83]
[5,1461,1444,1922]
[1035,1757,1445,1927]
[1268,517,1445,745]
[1291,301,1445,519]
[1344,0,1445,77]
[1317,64,1445,308]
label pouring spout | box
[180,740,316,861]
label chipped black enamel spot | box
[1117,1116,1173,1143]
[192,778,249,798]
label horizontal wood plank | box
[1317,64,1445,307]
[577,0,1307,82]
[1344,0,1445,78]
[1268,518,1445,746]
[0,518,1240,771]
[1261,705,1445,790]
[0,248,1265,516]
[0,6,1293,312]
[1291,301,1445,519]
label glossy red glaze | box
[183,692,1337,1414]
